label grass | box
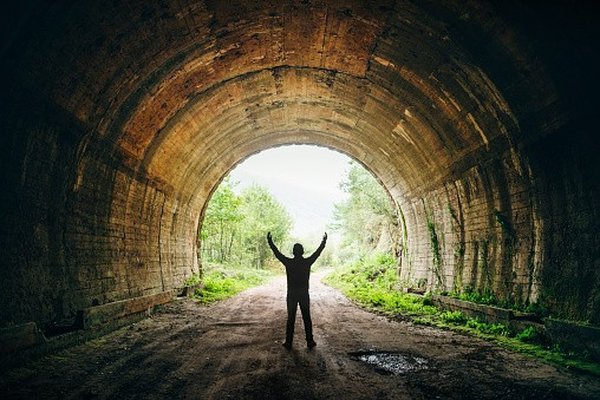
[193,264,278,304]
[323,253,600,377]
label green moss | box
[478,238,493,290]
[515,326,539,343]
[447,203,460,226]
[447,203,465,291]
[440,310,468,324]
[426,213,444,288]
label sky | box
[228,145,352,240]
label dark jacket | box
[268,236,326,292]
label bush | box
[184,273,202,287]
[194,265,276,303]
[440,310,468,324]
[516,326,539,343]
[324,252,438,317]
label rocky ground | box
[2,273,599,399]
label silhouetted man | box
[267,232,327,349]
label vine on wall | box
[426,212,444,289]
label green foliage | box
[201,178,244,263]
[440,310,468,324]
[238,184,292,268]
[199,179,292,269]
[194,265,276,304]
[515,326,539,343]
[332,162,397,260]
[184,274,202,287]
[324,253,438,317]
[464,319,510,336]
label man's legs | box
[298,291,315,347]
[284,293,298,348]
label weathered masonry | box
[1,1,598,348]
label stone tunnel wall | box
[0,0,599,335]
[1,86,83,327]
[398,119,600,324]
[0,84,199,329]
[70,151,198,306]
[399,146,540,304]
[525,121,600,323]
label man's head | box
[292,243,304,257]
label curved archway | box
[1,0,598,331]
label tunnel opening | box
[193,144,402,303]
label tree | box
[199,180,292,269]
[332,162,398,260]
[238,184,292,268]
[200,178,243,263]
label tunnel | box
[1,0,599,354]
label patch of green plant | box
[515,326,539,343]
[324,252,439,317]
[440,310,468,324]
[194,265,277,304]
[450,286,498,306]
[449,286,523,311]
[447,203,459,226]
[184,273,202,287]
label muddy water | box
[350,351,429,375]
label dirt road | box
[2,273,599,399]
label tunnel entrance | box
[194,144,400,303]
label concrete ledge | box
[0,322,46,355]
[429,295,600,361]
[431,295,516,323]
[545,318,600,362]
[82,290,174,329]
[1,291,175,371]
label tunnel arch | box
[1,0,599,334]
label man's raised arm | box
[267,232,287,263]
[307,232,327,264]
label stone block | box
[432,295,513,322]
[545,318,600,362]
[0,322,45,355]
[82,291,174,329]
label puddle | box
[349,351,429,375]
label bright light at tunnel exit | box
[228,145,352,243]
